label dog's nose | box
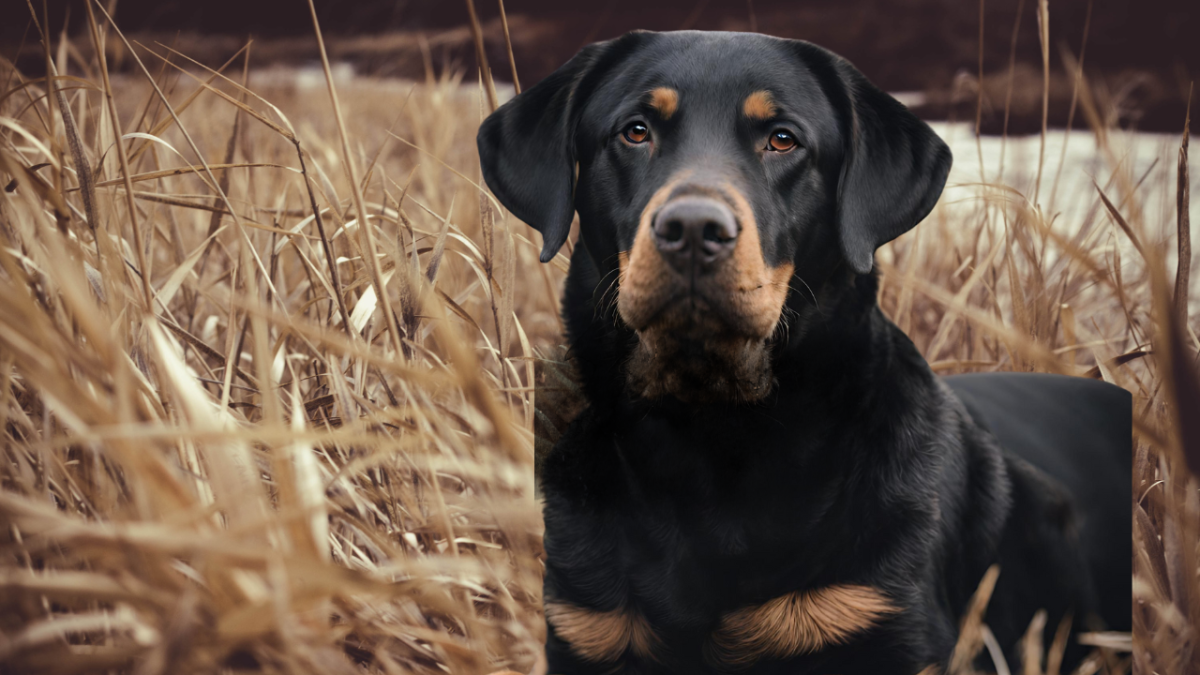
[652,197,739,274]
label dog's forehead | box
[638,32,797,80]
[580,32,841,144]
[573,31,844,153]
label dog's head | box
[478,31,951,403]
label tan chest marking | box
[707,585,899,667]
[544,601,662,663]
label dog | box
[477,30,1131,674]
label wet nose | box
[652,197,739,275]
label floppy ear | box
[477,37,639,263]
[829,58,952,274]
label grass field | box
[0,4,1193,674]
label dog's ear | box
[823,54,953,274]
[477,35,643,263]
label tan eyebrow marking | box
[742,90,778,120]
[649,87,679,120]
[544,601,662,663]
[706,584,899,667]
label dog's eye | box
[767,130,798,152]
[623,122,650,144]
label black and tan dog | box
[477,31,1130,674]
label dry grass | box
[0,4,1191,675]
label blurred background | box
[4,0,1196,133]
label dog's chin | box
[624,306,776,404]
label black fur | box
[478,30,1131,675]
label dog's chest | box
[538,384,963,673]
[542,410,857,628]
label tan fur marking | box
[742,90,778,120]
[618,175,792,339]
[707,585,898,667]
[544,601,661,663]
[649,87,679,120]
[617,173,689,330]
[617,172,794,402]
[916,666,942,675]
[721,183,794,339]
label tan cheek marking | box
[618,175,792,341]
[544,601,662,663]
[916,666,942,675]
[649,87,679,120]
[718,185,794,338]
[617,173,691,330]
[707,585,898,667]
[743,90,777,120]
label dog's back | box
[946,373,1132,633]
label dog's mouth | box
[616,179,793,404]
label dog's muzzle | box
[617,178,793,402]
